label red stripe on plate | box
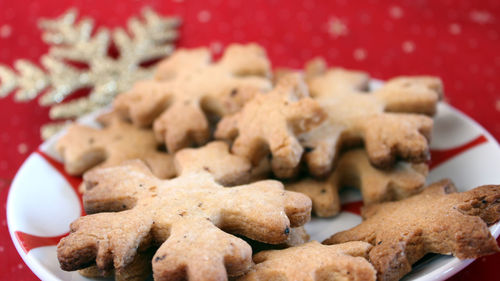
[341,200,363,215]
[429,135,488,170]
[15,231,68,253]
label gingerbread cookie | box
[324,179,500,281]
[238,241,376,281]
[56,111,175,178]
[286,149,428,217]
[114,43,272,152]
[215,73,326,178]
[301,58,442,176]
[174,141,269,186]
[58,160,311,280]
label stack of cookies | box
[55,43,500,281]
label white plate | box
[7,87,500,281]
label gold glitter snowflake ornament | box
[0,8,181,140]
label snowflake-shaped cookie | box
[215,73,326,178]
[174,141,270,186]
[286,149,428,217]
[58,160,311,280]
[301,58,442,176]
[114,43,272,152]
[238,241,376,281]
[324,179,500,281]
[57,112,175,178]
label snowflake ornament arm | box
[0,8,180,140]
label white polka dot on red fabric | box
[389,6,404,19]
[17,143,28,154]
[197,10,211,23]
[469,10,494,24]
[327,17,348,38]
[449,23,461,35]
[353,48,367,61]
[0,24,12,38]
[359,13,371,24]
[484,67,495,77]
[402,41,416,53]
[210,41,223,54]
[1,132,9,142]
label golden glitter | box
[0,8,181,140]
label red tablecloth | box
[1,0,499,280]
